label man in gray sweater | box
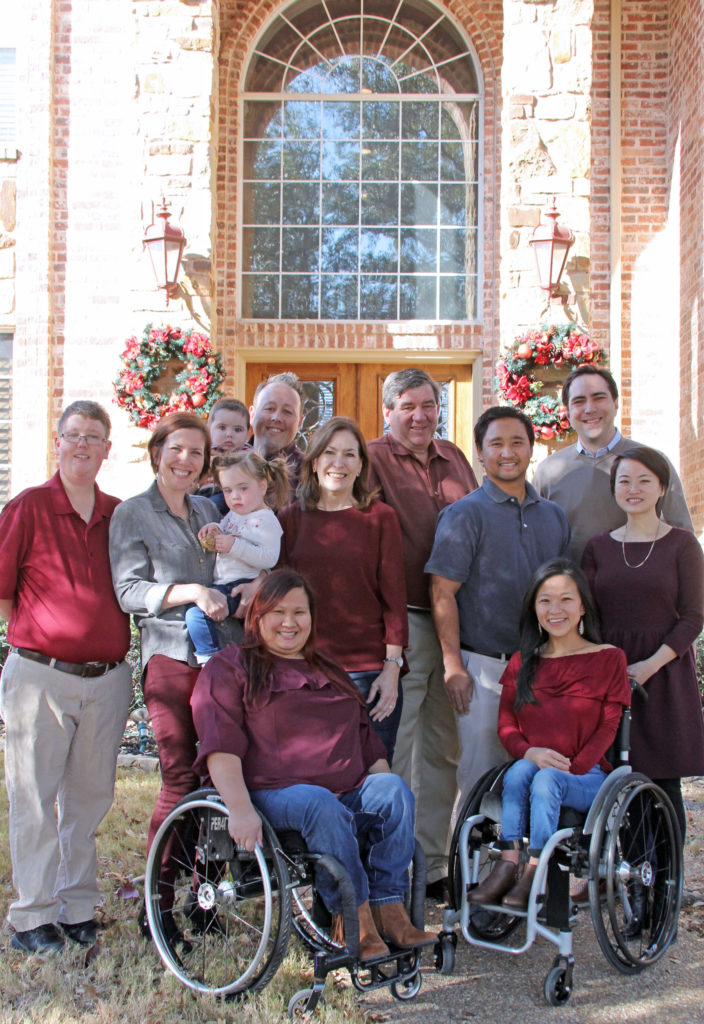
[532,365,692,561]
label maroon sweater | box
[498,647,631,775]
[277,501,408,671]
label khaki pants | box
[0,652,132,931]
[392,611,459,882]
[456,650,509,807]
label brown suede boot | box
[502,862,537,910]
[468,860,518,905]
[371,902,436,949]
[357,901,390,960]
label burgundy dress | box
[582,528,704,778]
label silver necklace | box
[621,519,661,568]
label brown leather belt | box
[11,646,122,678]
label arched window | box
[242,0,482,321]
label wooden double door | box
[245,360,474,452]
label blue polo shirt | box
[425,477,570,654]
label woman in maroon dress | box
[278,417,407,762]
[582,445,704,843]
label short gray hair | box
[381,369,441,410]
[58,401,111,438]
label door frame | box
[233,346,483,471]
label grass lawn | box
[0,762,367,1024]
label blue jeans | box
[500,760,607,852]
[348,670,403,765]
[251,774,415,912]
[184,579,248,660]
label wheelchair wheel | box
[145,793,292,996]
[290,877,344,953]
[589,776,681,974]
[390,971,422,1000]
[543,963,572,1006]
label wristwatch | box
[384,656,404,668]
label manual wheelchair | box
[143,787,431,1016]
[433,699,683,1006]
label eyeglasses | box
[60,432,107,446]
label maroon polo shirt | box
[0,472,130,663]
[192,645,387,791]
[367,433,478,608]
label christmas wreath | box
[496,323,604,441]
[114,324,225,430]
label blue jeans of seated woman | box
[500,760,607,852]
[347,670,403,766]
[184,578,249,661]
[251,773,415,913]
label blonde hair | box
[212,450,290,510]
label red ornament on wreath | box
[496,323,605,442]
[114,324,225,430]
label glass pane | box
[400,275,437,319]
[401,141,439,181]
[321,227,358,272]
[242,274,279,318]
[322,182,359,224]
[439,142,467,182]
[362,101,400,140]
[297,380,336,449]
[282,227,319,272]
[244,101,282,140]
[244,140,281,180]
[439,274,477,320]
[439,228,467,273]
[283,140,320,180]
[243,227,280,272]
[362,57,399,93]
[322,141,358,181]
[322,101,360,140]
[361,141,398,181]
[360,276,398,319]
[402,101,439,139]
[439,183,469,226]
[324,56,362,94]
[282,182,319,225]
[361,183,399,225]
[283,101,321,138]
[282,274,319,317]
[401,183,438,225]
[441,102,478,142]
[243,182,280,225]
[321,275,359,318]
[400,228,437,273]
[360,229,398,273]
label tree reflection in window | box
[242,0,481,322]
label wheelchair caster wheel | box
[390,972,422,1001]
[434,933,456,975]
[543,964,572,1006]
[288,988,325,1019]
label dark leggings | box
[652,777,686,845]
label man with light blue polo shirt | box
[427,406,570,804]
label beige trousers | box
[455,650,509,807]
[392,611,459,882]
[0,652,132,931]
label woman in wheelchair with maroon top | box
[190,568,434,960]
[469,559,630,911]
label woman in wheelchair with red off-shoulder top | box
[469,559,631,911]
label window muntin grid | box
[242,0,481,321]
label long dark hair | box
[515,559,601,710]
[240,568,365,710]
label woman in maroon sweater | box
[469,559,630,911]
[278,417,407,761]
[191,568,433,959]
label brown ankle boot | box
[357,901,390,960]
[502,862,537,910]
[468,860,518,905]
[371,902,436,949]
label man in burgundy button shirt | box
[367,369,477,897]
[0,401,132,954]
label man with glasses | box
[0,401,132,954]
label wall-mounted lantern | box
[528,196,574,298]
[143,198,187,305]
